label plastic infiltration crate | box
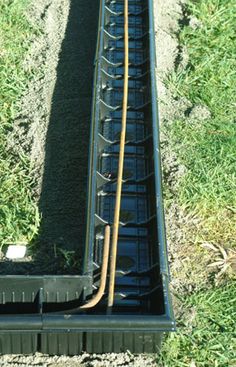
[0,0,175,354]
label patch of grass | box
[168,118,236,248]
[165,0,236,247]
[169,120,236,213]
[161,1,236,364]
[0,0,40,245]
[158,282,236,366]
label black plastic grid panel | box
[100,155,147,180]
[94,0,158,313]
[106,48,147,64]
[108,15,147,29]
[108,39,144,51]
[102,119,145,141]
[96,237,150,273]
[105,144,145,155]
[108,24,145,38]
[104,183,147,194]
[103,88,145,107]
[107,65,144,77]
[100,194,149,224]
[109,15,145,27]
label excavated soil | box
[0,0,211,364]
[154,0,212,298]
[2,0,99,275]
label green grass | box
[158,282,236,367]
[0,0,40,246]
[0,0,235,364]
[165,0,236,246]
[161,0,236,365]
[169,120,236,213]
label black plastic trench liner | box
[0,0,175,354]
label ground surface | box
[1,0,179,365]
[1,0,99,275]
[0,0,235,365]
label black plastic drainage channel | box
[0,0,175,355]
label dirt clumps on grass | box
[154,0,213,299]
[188,104,212,122]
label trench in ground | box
[0,0,99,275]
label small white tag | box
[6,245,27,259]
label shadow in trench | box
[36,0,99,274]
[0,0,99,275]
